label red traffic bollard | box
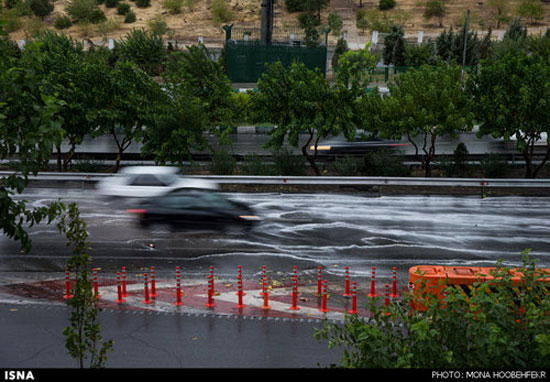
[115,272,125,304]
[206,274,215,308]
[289,275,300,311]
[174,266,183,306]
[150,266,157,298]
[343,266,351,297]
[121,266,128,297]
[93,268,101,300]
[368,267,377,298]
[383,284,391,316]
[317,266,323,296]
[236,274,246,309]
[320,280,329,313]
[142,273,152,305]
[63,267,73,300]
[261,278,270,310]
[390,267,399,299]
[348,281,358,315]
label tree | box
[141,82,210,166]
[365,64,474,177]
[517,0,544,24]
[164,43,234,126]
[29,0,53,19]
[0,26,66,252]
[383,25,405,65]
[315,253,550,368]
[116,29,166,76]
[470,52,550,178]
[424,0,446,27]
[57,203,113,368]
[96,61,164,171]
[253,61,343,175]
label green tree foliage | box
[96,61,164,171]
[0,27,66,252]
[364,64,474,177]
[116,28,166,76]
[404,40,435,66]
[470,51,550,178]
[424,0,446,27]
[57,203,113,368]
[66,0,106,23]
[435,26,481,66]
[253,61,344,175]
[315,253,550,368]
[516,0,544,24]
[383,25,406,66]
[29,0,53,19]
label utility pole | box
[261,0,274,45]
[461,9,470,85]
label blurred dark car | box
[127,188,260,233]
[309,132,408,155]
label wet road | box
[2,188,550,287]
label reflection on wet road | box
[2,189,550,285]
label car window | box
[129,174,167,187]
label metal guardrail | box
[2,172,550,188]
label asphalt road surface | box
[1,188,550,369]
[2,188,550,286]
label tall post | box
[461,10,470,85]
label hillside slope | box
[6,0,550,47]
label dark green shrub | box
[134,0,149,7]
[209,149,236,175]
[240,153,271,175]
[66,0,105,23]
[316,253,550,368]
[379,0,396,10]
[105,0,118,8]
[480,154,509,178]
[332,156,363,176]
[29,0,53,19]
[117,28,166,75]
[54,14,72,29]
[364,149,410,176]
[124,10,136,23]
[116,1,130,14]
[285,0,306,12]
[271,148,306,176]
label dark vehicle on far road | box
[309,132,408,156]
[127,188,260,234]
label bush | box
[327,12,343,35]
[162,0,183,14]
[117,28,166,75]
[134,0,149,7]
[480,154,509,178]
[331,156,363,176]
[379,0,396,10]
[105,0,118,7]
[271,148,306,176]
[123,10,136,23]
[29,0,53,19]
[66,0,105,23]
[209,149,236,175]
[147,15,168,36]
[211,0,233,24]
[364,149,410,176]
[315,253,550,368]
[285,0,306,12]
[116,1,130,14]
[240,153,271,175]
[54,14,72,29]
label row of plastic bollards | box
[63,265,401,314]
